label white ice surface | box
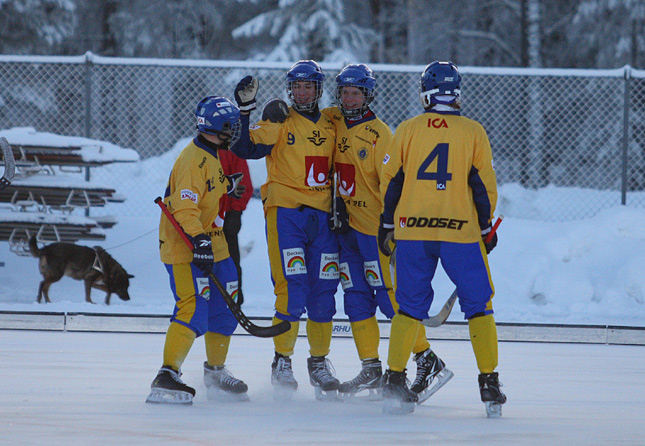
[1,330,643,446]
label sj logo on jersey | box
[307,130,327,146]
[305,156,329,187]
[335,162,356,197]
[283,248,307,275]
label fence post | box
[84,52,94,216]
[622,65,631,205]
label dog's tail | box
[28,236,41,257]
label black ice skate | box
[307,356,340,401]
[382,369,418,414]
[145,366,195,405]
[271,353,298,401]
[338,358,383,401]
[410,349,454,405]
[479,372,507,417]
[203,362,249,402]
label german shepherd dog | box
[29,236,133,304]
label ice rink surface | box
[1,329,643,446]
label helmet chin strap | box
[197,133,229,151]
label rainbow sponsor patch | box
[226,280,239,302]
[283,248,307,276]
[319,253,340,280]
[339,262,352,290]
[196,277,210,300]
[363,260,383,287]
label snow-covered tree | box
[570,0,645,68]
[0,0,76,54]
[232,0,377,62]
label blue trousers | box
[165,258,238,337]
[339,228,396,321]
[265,206,339,323]
[395,239,494,320]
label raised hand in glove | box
[328,196,350,234]
[226,172,246,199]
[234,76,259,113]
[261,98,289,123]
[192,233,214,274]
[378,214,395,256]
[482,227,498,254]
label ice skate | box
[271,353,298,401]
[203,362,249,402]
[145,366,195,405]
[410,349,454,405]
[382,369,418,414]
[338,358,383,401]
[307,356,341,402]
[479,372,507,417]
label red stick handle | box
[484,215,503,243]
[155,196,194,250]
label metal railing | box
[2,53,645,220]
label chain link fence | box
[1,53,645,220]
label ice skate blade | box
[485,401,503,418]
[314,387,342,402]
[339,387,383,402]
[206,387,250,402]
[416,368,454,405]
[145,388,193,405]
[382,396,415,414]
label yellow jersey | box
[325,107,393,236]
[238,107,336,212]
[159,138,229,264]
[381,110,497,243]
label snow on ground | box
[1,128,645,325]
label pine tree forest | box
[1,0,644,69]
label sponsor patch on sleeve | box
[383,154,390,164]
[181,189,198,203]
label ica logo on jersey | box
[305,156,329,187]
[428,118,448,128]
[335,162,356,196]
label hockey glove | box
[192,234,214,274]
[261,98,289,123]
[328,196,350,234]
[234,76,258,113]
[378,214,395,256]
[226,172,246,199]
[482,227,498,254]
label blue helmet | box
[419,61,462,108]
[286,60,325,112]
[195,96,241,146]
[335,64,376,119]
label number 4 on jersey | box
[417,143,452,190]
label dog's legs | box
[105,293,111,305]
[37,280,45,303]
[84,280,94,304]
[41,281,53,303]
